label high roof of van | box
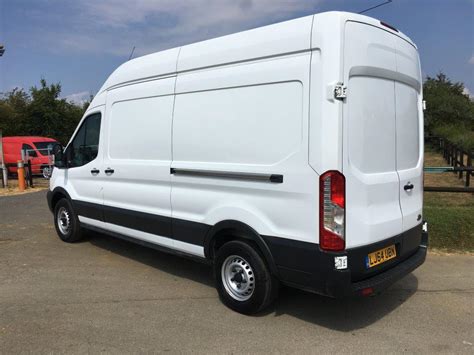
[97,11,416,94]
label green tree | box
[423,72,474,150]
[0,88,31,136]
[0,79,86,144]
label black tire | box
[53,198,83,243]
[214,240,279,314]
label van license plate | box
[366,245,396,268]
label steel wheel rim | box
[221,255,255,301]
[42,167,51,179]
[57,206,71,235]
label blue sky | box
[0,0,473,103]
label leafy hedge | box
[0,79,89,145]
[432,124,474,152]
[424,73,474,152]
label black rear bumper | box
[349,243,426,296]
[263,222,428,298]
[327,223,428,298]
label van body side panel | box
[99,48,180,93]
[172,54,318,245]
[309,13,345,174]
[177,16,313,72]
[101,78,177,250]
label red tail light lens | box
[319,171,345,251]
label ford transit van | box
[47,11,428,314]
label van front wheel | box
[214,240,278,314]
[42,166,52,179]
[54,198,83,243]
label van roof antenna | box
[128,46,136,61]
[358,0,393,14]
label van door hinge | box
[334,84,347,100]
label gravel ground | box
[0,191,473,353]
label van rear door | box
[394,39,423,232]
[342,21,423,248]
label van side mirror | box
[53,144,66,168]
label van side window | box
[67,113,101,168]
[22,144,37,158]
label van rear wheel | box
[54,198,83,243]
[214,240,278,314]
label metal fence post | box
[467,154,472,188]
[27,160,34,187]
[451,144,455,167]
[0,129,7,188]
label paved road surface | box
[0,191,473,353]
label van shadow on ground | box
[86,230,417,332]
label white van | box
[47,11,428,314]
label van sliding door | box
[101,78,175,251]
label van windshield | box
[34,141,57,156]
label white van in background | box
[47,11,428,314]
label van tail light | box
[319,171,345,251]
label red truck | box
[1,136,59,178]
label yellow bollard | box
[17,160,26,191]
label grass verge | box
[424,149,474,252]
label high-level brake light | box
[380,21,398,33]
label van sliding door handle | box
[404,183,414,191]
[90,169,100,175]
[104,168,115,175]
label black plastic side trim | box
[103,204,172,240]
[72,201,206,247]
[73,200,104,221]
[269,174,284,183]
[170,168,283,183]
[81,223,210,265]
[172,218,210,246]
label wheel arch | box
[49,187,72,212]
[204,220,279,277]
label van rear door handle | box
[404,183,414,191]
[90,169,100,175]
[104,168,115,175]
